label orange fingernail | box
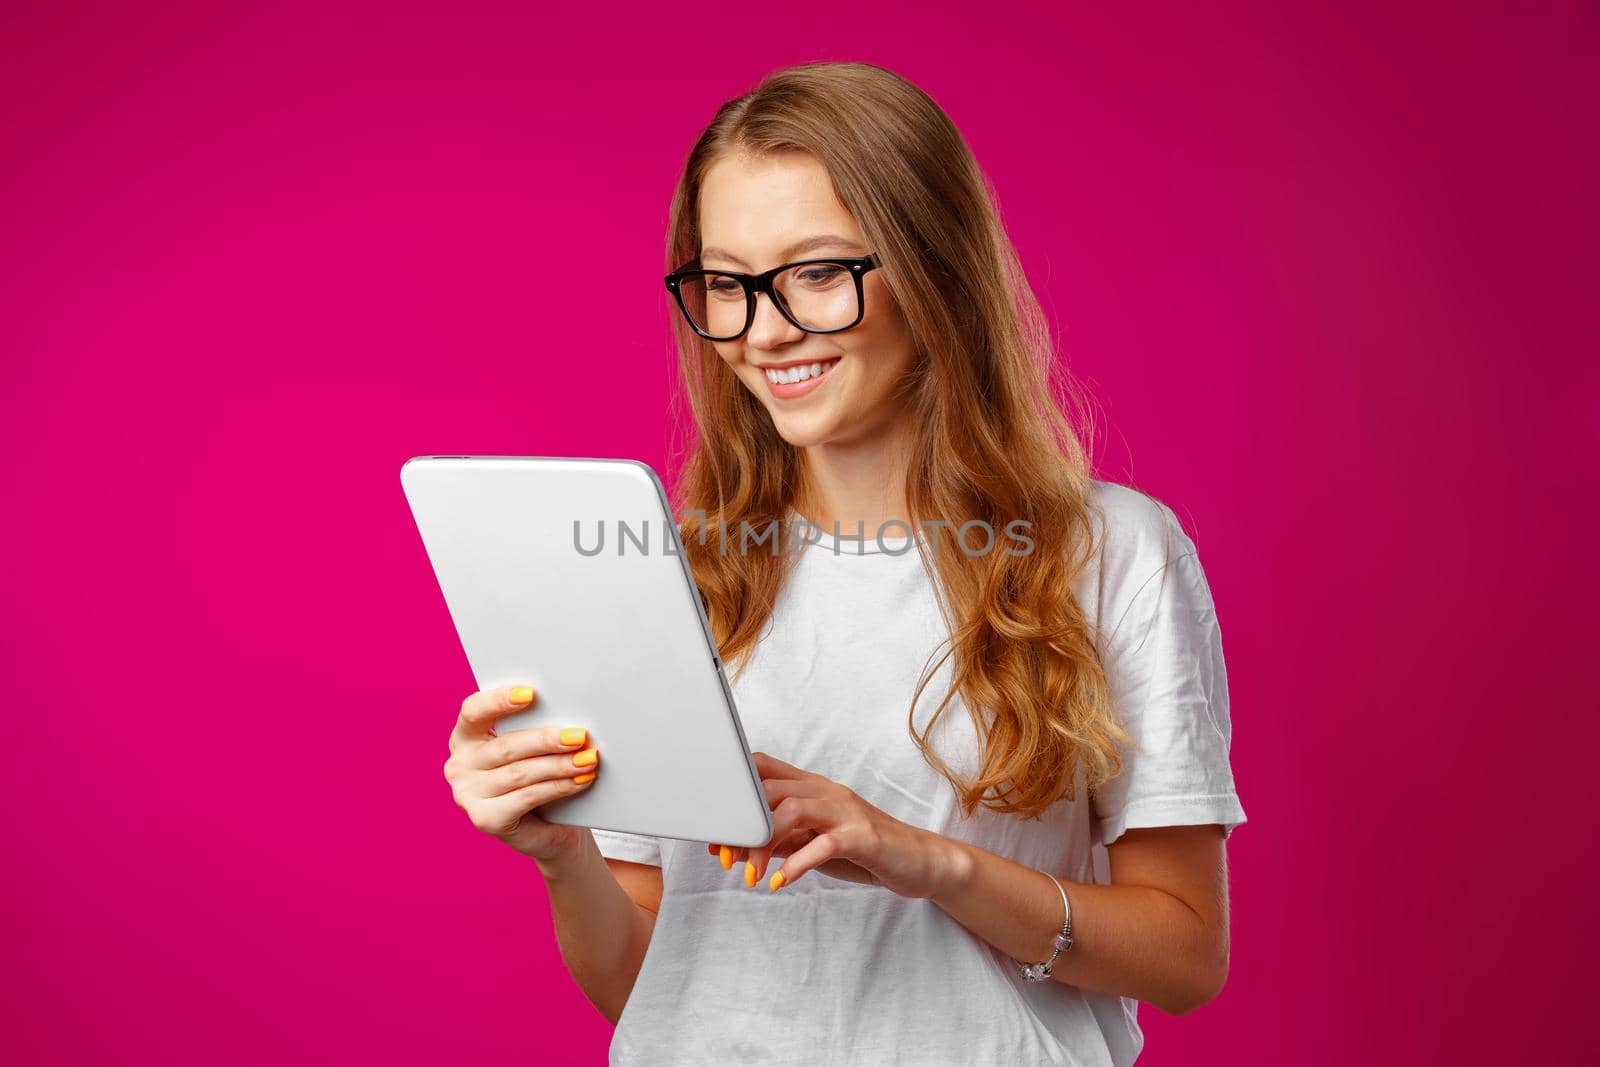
[572,772,596,784]
[744,861,757,887]
[560,728,587,746]
[719,845,733,869]
[509,686,535,705]
[769,871,785,892]
[573,748,599,768]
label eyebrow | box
[698,234,865,269]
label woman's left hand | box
[705,751,950,898]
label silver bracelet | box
[1015,871,1073,981]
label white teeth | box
[766,359,836,385]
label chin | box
[769,418,838,449]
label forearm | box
[926,834,1226,1016]
[535,832,656,1024]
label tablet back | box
[400,455,773,848]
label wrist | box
[532,830,598,882]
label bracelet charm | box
[1015,872,1074,981]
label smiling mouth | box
[762,357,841,386]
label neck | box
[792,419,914,534]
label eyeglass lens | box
[677,262,860,339]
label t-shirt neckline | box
[782,507,921,557]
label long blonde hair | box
[663,60,1142,820]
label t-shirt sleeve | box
[1090,503,1247,848]
[590,828,663,867]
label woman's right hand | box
[442,685,601,863]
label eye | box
[705,275,745,299]
[794,265,846,287]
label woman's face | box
[696,151,918,451]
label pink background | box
[3,4,1595,1064]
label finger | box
[452,686,539,747]
[760,778,821,807]
[751,750,813,781]
[714,838,796,883]
[746,824,813,881]
[745,796,832,889]
[469,772,596,836]
[471,724,590,771]
[703,769,822,872]
[752,825,825,883]
[711,780,815,862]
[740,842,804,887]
[481,747,600,799]
[713,771,822,874]
[713,844,750,873]
[740,847,770,887]
[748,842,776,884]
[744,782,822,882]
[767,830,845,891]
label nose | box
[744,290,803,349]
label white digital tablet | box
[400,455,774,849]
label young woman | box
[441,61,1246,1065]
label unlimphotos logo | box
[572,514,1036,558]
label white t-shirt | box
[590,479,1246,1066]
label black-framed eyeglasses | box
[663,254,881,342]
